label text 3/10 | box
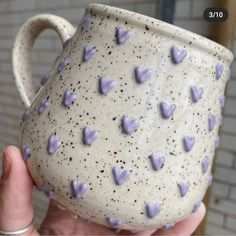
[203,7,228,22]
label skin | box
[0,146,206,235]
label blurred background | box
[0,0,236,234]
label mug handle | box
[12,14,76,108]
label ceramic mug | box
[12,4,233,230]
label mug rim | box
[87,3,233,63]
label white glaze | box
[12,4,233,230]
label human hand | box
[0,146,206,235]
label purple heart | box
[63,38,71,49]
[22,144,31,161]
[63,90,77,107]
[216,63,224,80]
[106,217,123,228]
[47,135,61,154]
[215,136,220,148]
[71,180,89,198]
[171,46,187,64]
[192,200,201,213]
[183,136,195,152]
[112,166,130,185]
[208,114,216,132]
[83,46,96,62]
[190,86,203,103]
[116,26,133,45]
[160,101,176,119]
[40,73,49,86]
[42,186,54,199]
[146,202,161,218]
[58,58,69,73]
[21,109,31,121]
[99,76,116,95]
[81,15,90,31]
[163,223,175,229]
[149,154,165,171]
[177,182,190,197]
[208,174,213,186]
[220,95,225,109]
[121,116,140,135]
[83,127,99,145]
[202,156,210,174]
[38,99,49,114]
[134,66,152,84]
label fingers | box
[0,146,38,235]
[153,203,206,236]
[40,200,156,236]
[40,200,116,235]
[118,229,157,236]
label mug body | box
[20,4,233,230]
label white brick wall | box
[229,187,236,201]
[0,0,235,234]
[211,182,229,198]
[175,0,191,18]
[216,150,234,167]
[225,216,236,231]
[210,196,236,217]
[8,0,36,11]
[222,117,236,134]
[206,224,235,235]
[227,80,236,96]
[207,210,224,226]
[191,0,216,18]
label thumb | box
[0,146,38,235]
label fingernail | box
[2,148,11,179]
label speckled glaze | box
[12,4,233,230]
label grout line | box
[207,221,236,234]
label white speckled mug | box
[12,4,233,230]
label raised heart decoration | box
[99,76,116,95]
[146,202,161,219]
[22,144,31,161]
[183,136,195,152]
[216,63,223,80]
[83,46,96,62]
[149,154,165,171]
[47,135,61,154]
[177,182,190,197]
[190,86,203,103]
[106,217,123,227]
[71,180,89,199]
[116,26,133,45]
[81,15,90,31]
[171,46,187,64]
[121,116,140,135]
[58,57,69,73]
[202,156,210,174]
[83,127,99,145]
[208,114,216,132]
[112,166,130,185]
[134,66,152,84]
[160,101,176,119]
[63,90,77,107]
[38,99,49,114]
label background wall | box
[0,0,235,234]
